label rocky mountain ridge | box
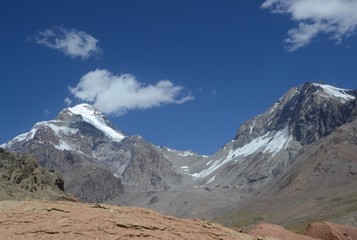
[185,82,357,188]
[1,82,357,230]
[1,104,200,201]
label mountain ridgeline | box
[1,104,199,202]
[235,83,357,146]
[2,82,357,229]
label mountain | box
[1,104,201,202]
[115,82,357,230]
[184,82,357,188]
[202,82,357,230]
[2,82,357,230]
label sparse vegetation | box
[0,148,65,200]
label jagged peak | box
[277,81,355,105]
[65,103,101,118]
[234,82,356,147]
[63,103,126,142]
[311,82,355,103]
[2,104,126,150]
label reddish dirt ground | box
[304,222,357,240]
[0,200,257,240]
[249,223,318,240]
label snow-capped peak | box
[313,83,355,103]
[67,103,125,142]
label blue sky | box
[1,0,357,154]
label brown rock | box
[249,223,318,240]
[304,222,357,240]
[0,200,259,240]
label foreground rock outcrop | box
[0,200,259,240]
[1,200,356,240]
[304,222,357,240]
[250,223,318,240]
[249,222,357,240]
[0,148,65,201]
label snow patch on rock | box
[68,104,125,142]
[313,83,355,103]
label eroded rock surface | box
[0,148,65,201]
[0,200,259,240]
[1,200,356,240]
[250,223,318,240]
[304,222,357,240]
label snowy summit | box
[313,83,355,103]
[67,104,126,142]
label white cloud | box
[262,0,357,51]
[69,69,194,115]
[64,97,72,106]
[34,26,101,59]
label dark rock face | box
[285,84,356,145]
[122,137,182,191]
[235,82,357,147]
[0,148,65,200]
[63,163,124,203]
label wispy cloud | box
[262,0,357,51]
[69,69,194,115]
[64,97,72,107]
[33,26,101,59]
[211,89,218,95]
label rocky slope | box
[0,148,65,201]
[0,200,260,240]
[213,118,357,230]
